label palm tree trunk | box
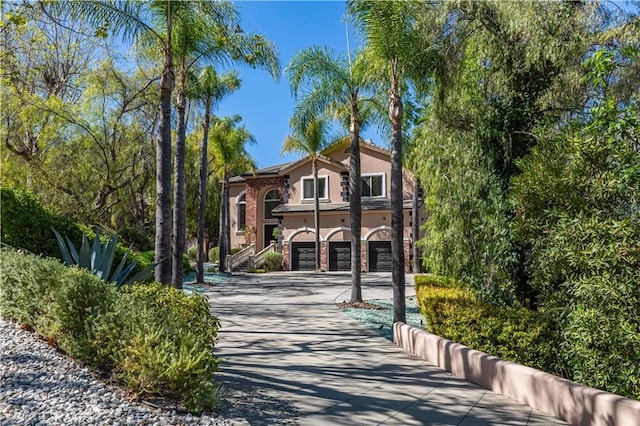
[412,177,422,274]
[196,98,212,283]
[155,48,174,285]
[225,173,231,262]
[349,108,362,302]
[218,177,227,273]
[389,66,406,324]
[313,158,321,271]
[171,63,187,289]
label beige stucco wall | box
[282,210,419,243]
[394,322,640,426]
[286,160,345,204]
[227,143,423,252]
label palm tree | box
[348,0,436,323]
[209,115,257,272]
[170,4,280,287]
[50,1,279,286]
[193,68,241,284]
[282,117,332,272]
[49,0,201,284]
[286,47,380,301]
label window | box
[236,192,246,231]
[264,189,281,220]
[362,174,385,197]
[302,176,327,200]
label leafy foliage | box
[0,187,82,258]
[106,284,222,412]
[208,247,220,264]
[262,252,283,272]
[415,276,557,374]
[0,248,222,412]
[510,48,640,399]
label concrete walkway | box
[203,272,565,425]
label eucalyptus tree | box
[282,116,332,272]
[193,68,241,283]
[348,0,438,323]
[286,47,380,302]
[209,115,257,272]
[169,4,279,287]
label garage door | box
[291,242,316,271]
[328,242,351,271]
[369,241,392,272]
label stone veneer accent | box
[245,176,285,246]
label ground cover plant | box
[0,248,222,413]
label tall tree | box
[282,116,332,272]
[413,1,631,305]
[169,3,280,287]
[192,68,241,283]
[209,115,256,272]
[47,0,198,283]
[348,0,435,322]
[286,46,379,302]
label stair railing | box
[226,243,255,272]
[252,241,277,270]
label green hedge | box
[0,187,83,257]
[414,274,459,288]
[0,187,156,277]
[0,249,221,412]
[415,275,558,374]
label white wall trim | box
[364,225,392,241]
[301,174,329,201]
[286,226,319,242]
[324,226,351,241]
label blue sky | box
[215,1,382,169]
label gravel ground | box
[0,318,231,426]
[339,297,425,341]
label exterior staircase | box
[225,242,277,272]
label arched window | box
[264,189,281,220]
[236,192,246,231]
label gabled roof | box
[229,161,296,183]
[278,154,348,175]
[229,139,389,183]
[321,138,390,158]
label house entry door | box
[263,224,278,249]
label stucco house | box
[228,140,425,272]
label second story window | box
[302,176,327,200]
[236,192,246,231]
[362,174,385,197]
[264,189,281,220]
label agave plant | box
[53,229,154,287]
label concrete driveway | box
[203,272,565,425]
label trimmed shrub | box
[105,284,222,412]
[262,252,282,271]
[416,275,557,374]
[414,274,459,289]
[208,247,219,263]
[0,249,115,365]
[0,248,222,413]
[187,245,198,261]
[0,248,70,336]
